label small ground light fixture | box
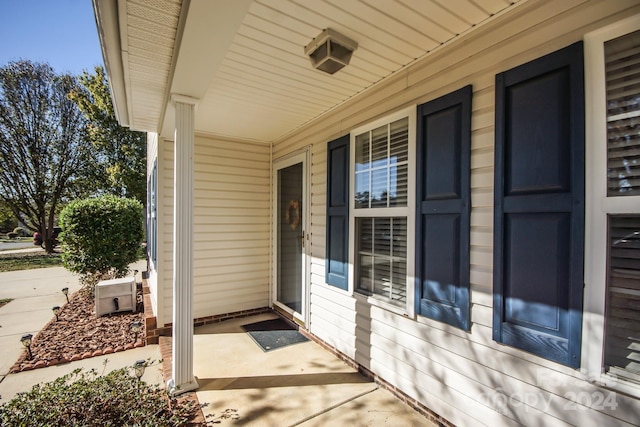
[131,320,142,342]
[52,305,61,321]
[134,360,146,381]
[62,287,69,303]
[21,334,33,360]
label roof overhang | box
[93,0,130,127]
[94,0,529,142]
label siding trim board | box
[493,42,585,368]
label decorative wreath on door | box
[285,199,301,230]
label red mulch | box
[8,283,212,426]
[10,288,145,373]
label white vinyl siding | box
[159,136,271,325]
[274,1,640,426]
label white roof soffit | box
[160,0,253,138]
[189,0,527,143]
[94,0,185,133]
[96,0,530,141]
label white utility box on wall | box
[95,277,137,316]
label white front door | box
[273,151,309,324]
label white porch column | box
[168,94,199,394]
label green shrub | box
[13,226,25,236]
[59,195,143,293]
[6,232,17,239]
[0,364,200,426]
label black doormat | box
[242,318,309,352]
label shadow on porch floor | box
[161,312,435,426]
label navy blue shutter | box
[493,42,584,368]
[326,135,350,289]
[416,85,472,330]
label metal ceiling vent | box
[304,28,358,75]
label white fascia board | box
[92,0,131,128]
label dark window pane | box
[604,215,640,380]
[606,30,640,196]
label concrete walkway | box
[0,266,81,378]
[0,265,432,426]
[190,313,433,426]
[0,344,164,403]
[0,261,156,402]
[0,242,38,252]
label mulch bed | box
[10,287,145,373]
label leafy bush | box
[59,195,143,293]
[13,226,26,236]
[6,232,17,239]
[0,363,200,426]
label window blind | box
[353,113,410,307]
[354,118,409,208]
[606,30,640,196]
[357,217,407,303]
[605,216,640,384]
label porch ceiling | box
[95,0,525,143]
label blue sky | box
[0,0,103,76]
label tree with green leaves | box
[0,60,95,252]
[69,66,146,205]
[0,202,18,233]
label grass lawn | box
[0,253,63,272]
[0,237,32,243]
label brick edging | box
[144,301,271,345]
[158,336,205,426]
[10,340,145,373]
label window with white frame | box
[351,110,415,311]
[603,29,640,383]
[148,160,158,268]
[585,17,640,391]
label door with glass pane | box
[274,153,307,322]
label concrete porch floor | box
[174,312,434,426]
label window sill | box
[353,291,409,317]
[595,373,640,399]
